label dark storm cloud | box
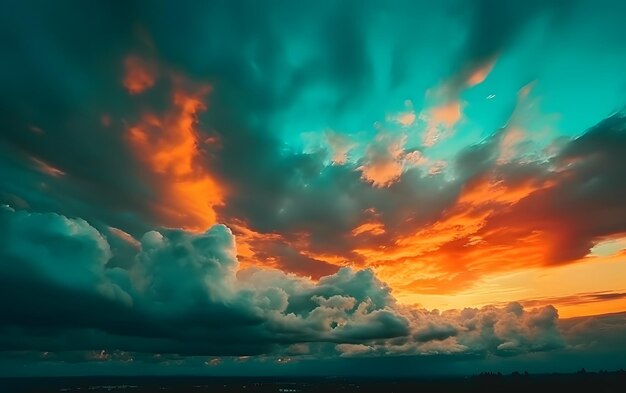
[0,206,564,358]
[1,0,626,377]
[0,0,624,281]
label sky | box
[1,0,626,377]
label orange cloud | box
[393,248,626,318]
[125,64,222,232]
[352,220,386,237]
[497,126,525,164]
[428,160,447,175]
[231,222,339,278]
[228,221,284,268]
[325,131,355,165]
[359,160,404,188]
[518,290,626,318]
[123,55,156,95]
[430,100,462,128]
[358,134,406,187]
[421,99,462,147]
[29,125,44,134]
[466,60,495,87]
[229,221,323,271]
[351,174,556,296]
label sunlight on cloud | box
[124,57,223,232]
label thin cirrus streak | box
[420,97,463,148]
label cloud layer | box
[0,206,563,360]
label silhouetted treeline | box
[2,369,626,393]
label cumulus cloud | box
[0,205,564,360]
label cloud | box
[0,206,406,355]
[123,55,157,95]
[0,205,565,360]
[452,0,572,88]
[123,58,224,232]
[414,0,573,148]
[235,237,339,279]
[420,98,463,147]
[0,206,115,295]
[560,312,626,351]
[325,131,355,165]
[336,343,374,357]
[345,302,564,357]
[486,113,626,265]
[358,133,426,187]
[351,113,626,299]
[2,3,626,370]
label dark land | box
[2,370,626,393]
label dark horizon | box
[4,370,626,393]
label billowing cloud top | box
[1,0,626,376]
[0,207,564,361]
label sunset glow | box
[1,0,626,377]
[126,64,223,231]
